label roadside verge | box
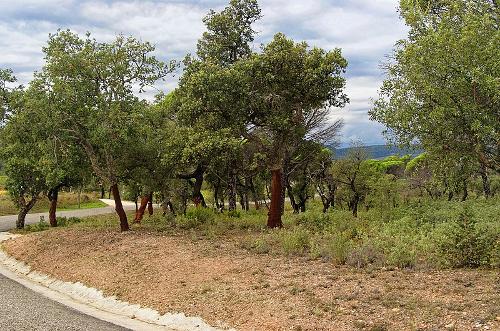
[0,232,223,331]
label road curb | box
[0,232,226,331]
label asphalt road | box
[0,274,129,331]
[0,202,136,232]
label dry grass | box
[3,224,499,331]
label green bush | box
[24,217,50,232]
[186,206,215,222]
[431,206,498,267]
[312,232,353,264]
[176,215,205,230]
[278,227,311,255]
[250,238,271,254]
[57,216,83,227]
[226,210,241,218]
[295,210,333,231]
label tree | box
[40,30,171,231]
[174,0,262,211]
[239,33,348,227]
[0,75,92,228]
[0,86,46,228]
[332,144,375,217]
[0,68,19,124]
[370,0,500,197]
[311,148,338,213]
[197,0,261,66]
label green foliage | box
[19,216,82,233]
[431,206,499,267]
[277,226,311,255]
[371,0,499,182]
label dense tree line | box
[0,0,497,230]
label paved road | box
[0,274,129,331]
[0,200,136,232]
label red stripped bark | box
[47,186,61,227]
[267,168,283,228]
[134,195,150,223]
[111,184,129,231]
[147,192,154,215]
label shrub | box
[250,238,271,254]
[176,215,204,230]
[295,210,332,232]
[311,232,353,264]
[226,210,241,218]
[57,216,82,227]
[279,227,311,255]
[346,243,384,268]
[24,217,50,232]
[186,207,215,222]
[431,206,498,267]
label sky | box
[0,0,408,146]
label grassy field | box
[4,197,499,330]
[0,190,107,216]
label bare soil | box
[3,228,499,331]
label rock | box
[445,323,454,330]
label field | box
[3,197,499,330]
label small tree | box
[332,144,375,217]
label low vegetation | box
[15,195,499,270]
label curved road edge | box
[0,233,222,331]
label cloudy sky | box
[0,0,408,146]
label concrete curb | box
[0,232,229,331]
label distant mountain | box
[331,144,423,160]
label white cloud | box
[0,0,407,145]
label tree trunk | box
[147,192,154,215]
[244,191,249,211]
[479,165,491,198]
[16,209,28,229]
[299,200,306,213]
[134,195,149,223]
[267,168,283,228]
[47,187,59,227]
[461,181,468,202]
[100,185,105,199]
[287,186,299,214]
[228,167,237,211]
[280,170,286,216]
[16,196,37,229]
[111,184,129,231]
[214,179,222,211]
[192,167,207,208]
[351,194,360,218]
[248,177,260,210]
